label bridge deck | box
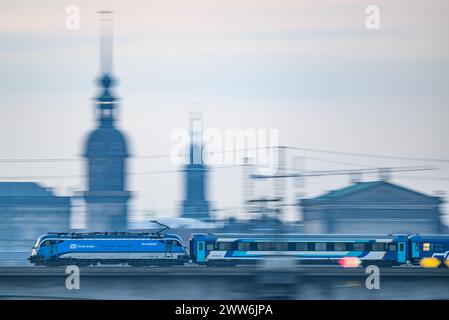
[1,265,448,277]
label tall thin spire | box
[96,10,117,127]
[98,10,113,75]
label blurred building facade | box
[301,180,443,234]
[0,182,71,265]
[181,115,211,221]
[220,216,296,233]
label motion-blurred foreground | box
[2,266,449,300]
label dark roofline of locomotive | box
[37,232,183,241]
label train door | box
[397,241,407,263]
[49,240,57,257]
[411,242,420,259]
[197,241,206,262]
[165,240,173,259]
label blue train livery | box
[29,232,189,266]
[408,234,449,264]
[30,231,449,267]
[189,233,411,266]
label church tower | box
[181,114,211,221]
[83,11,131,231]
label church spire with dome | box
[83,11,131,231]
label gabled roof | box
[302,180,440,205]
[312,181,383,201]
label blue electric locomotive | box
[29,231,189,266]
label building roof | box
[0,182,55,197]
[302,180,441,206]
[311,181,384,201]
[0,182,71,210]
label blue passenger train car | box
[408,234,449,265]
[29,232,189,266]
[189,233,410,266]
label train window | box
[238,242,251,251]
[353,243,366,251]
[433,243,445,252]
[166,240,177,247]
[175,241,184,248]
[198,242,204,251]
[167,240,174,247]
[399,243,405,251]
[257,243,270,251]
[218,242,231,251]
[334,243,346,251]
[295,243,307,251]
[276,242,288,251]
[423,243,430,252]
[372,243,385,251]
[414,242,419,252]
[389,244,397,251]
[315,243,327,251]
[206,243,214,251]
[40,241,50,247]
[47,240,57,248]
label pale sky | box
[0,0,449,223]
